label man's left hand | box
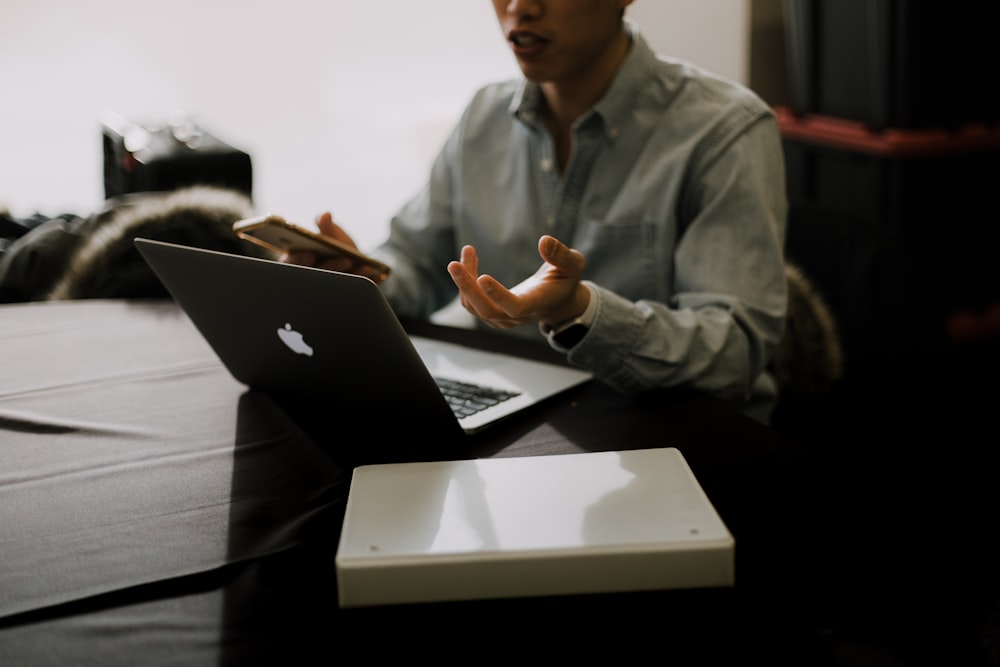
[447,235,590,329]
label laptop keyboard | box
[434,377,520,419]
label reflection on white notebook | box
[335,447,734,608]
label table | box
[1,299,996,664]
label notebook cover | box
[335,448,734,608]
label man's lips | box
[508,30,548,56]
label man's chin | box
[514,60,555,84]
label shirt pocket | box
[572,217,670,302]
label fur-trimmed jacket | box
[0,186,269,302]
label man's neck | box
[539,29,632,171]
[540,30,632,133]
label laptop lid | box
[133,238,591,442]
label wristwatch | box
[545,317,589,349]
[542,282,597,350]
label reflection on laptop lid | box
[134,238,592,452]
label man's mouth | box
[509,30,548,52]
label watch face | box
[553,323,588,348]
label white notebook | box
[335,447,734,608]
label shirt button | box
[540,158,553,172]
[609,127,620,138]
[546,214,556,228]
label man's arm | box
[564,116,789,403]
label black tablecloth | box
[1,299,996,665]
[0,300,348,620]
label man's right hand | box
[280,212,388,283]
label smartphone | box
[233,214,391,278]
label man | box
[288,0,788,423]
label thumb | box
[315,213,358,248]
[315,212,337,236]
[539,235,584,272]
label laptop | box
[134,238,592,451]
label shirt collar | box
[510,23,659,141]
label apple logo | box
[277,323,313,356]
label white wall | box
[630,1,749,84]
[0,0,747,251]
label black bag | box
[101,112,253,199]
[0,211,49,255]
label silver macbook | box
[134,238,592,444]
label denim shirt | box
[373,29,788,422]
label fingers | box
[448,246,484,299]
[315,212,357,247]
[538,235,585,275]
[458,244,479,277]
[355,263,390,284]
[284,249,356,274]
[448,238,590,330]
[315,211,335,234]
[448,247,515,327]
[307,212,387,283]
[476,274,517,314]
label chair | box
[769,261,845,437]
